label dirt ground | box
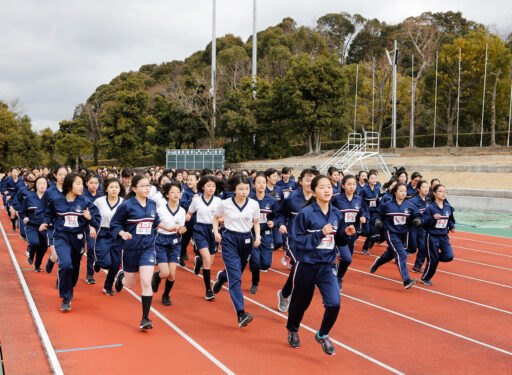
[237,153,512,190]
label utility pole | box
[410,54,414,148]
[252,0,257,99]
[354,64,358,132]
[210,0,217,144]
[480,42,488,147]
[433,51,438,148]
[456,47,461,147]
[386,41,398,148]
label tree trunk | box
[314,131,321,153]
[308,133,313,154]
[489,70,501,147]
[446,96,454,147]
[93,144,99,166]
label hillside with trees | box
[3,11,512,167]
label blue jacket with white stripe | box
[375,197,422,234]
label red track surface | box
[1,212,511,374]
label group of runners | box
[1,163,455,355]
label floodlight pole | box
[211,0,217,135]
[372,59,375,132]
[456,47,461,147]
[252,0,257,99]
[354,64,359,132]
[392,40,398,148]
[480,42,488,147]
[433,51,438,148]
[410,54,414,148]
[508,82,512,147]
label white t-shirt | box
[188,194,222,224]
[150,191,167,208]
[157,204,186,234]
[215,197,260,233]
[94,196,124,228]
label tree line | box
[2,11,511,168]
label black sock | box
[203,269,211,291]
[319,305,340,337]
[163,280,174,297]
[141,295,152,319]
[11,218,16,230]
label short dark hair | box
[227,174,251,192]
[161,181,182,197]
[62,173,83,194]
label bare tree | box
[487,69,502,146]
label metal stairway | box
[319,132,391,177]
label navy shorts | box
[193,223,218,254]
[155,234,181,263]
[122,248,156,272]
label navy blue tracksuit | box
[83,189,102,277]
[359,184,381,249]
[332,192,369,282]
[266,185,283,250]
[373,198,422,282]
[249,192,278,285]
[44,194,101,299]
[19,191,48,268]
[286,201,349,336]
[408,194,429,267]
[422,201,455,282]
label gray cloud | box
[1,0,510,131]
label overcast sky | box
[1,0,511,131]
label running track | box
[1,212,511,374]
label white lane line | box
[453,258,512,271]
[453,234,512,247]
[180,266,404,375]
[450,245,512,258]
[269,268,512,356]
[347,267,512,316]
[0,222,64,375]
[353,251,512,289]
[105,269,235,375]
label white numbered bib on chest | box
[344,212,357,223]
[393,216,407,225]
[259,212,267,224]
[317,234,335,250]
[369,200,377,208]
[64,215,79,228]
[136,222,152,235]
[435,219,448,229]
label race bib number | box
[393,216,407,225]
[317,234,335,250]
[369,200,376,208]
[259,212,267,223]
[344,212,357,223]
[64,215,78,228]
[136,222,152,235]
[435,219,448,229]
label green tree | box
[55,133,93,168]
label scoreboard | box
[166,149,225,170]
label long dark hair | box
[50,164,67,183]
[103,178,124,197]
[411,180,429,199]
[124,174,147,200]
[304,175,331,207]
[31,176,48,192]
[390,182,407,198]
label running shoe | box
[194,255,202,275]
[404,279,417,289]
[362,249,370,255]
[249,284,258,294]
[60,298,71,311]
[27,256,34,265]
[411,266,424,274]
[45,259,55,274]
[288,331,300,348]
[370,258,380,274]
[151,271,161,293]
[205,290,215,301]
[34,267,42,272]
[420,279,433,286]
[277,289,290,312]
[238,312,253,327]
[139,318,153,330]
[162,295,172,306]
[103,288,115,296]
[85,275,96,284]
[114,271,124,292]
[212,271,225,294]
[315,332,336,355]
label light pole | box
[386,41,398,148]
[433,51,438,148]
[354,64,358,132]
[410,54,414,148]
[252,0,257,99]
[480,42,488,147]
[456,47,461,147]
[211,0,217,138]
